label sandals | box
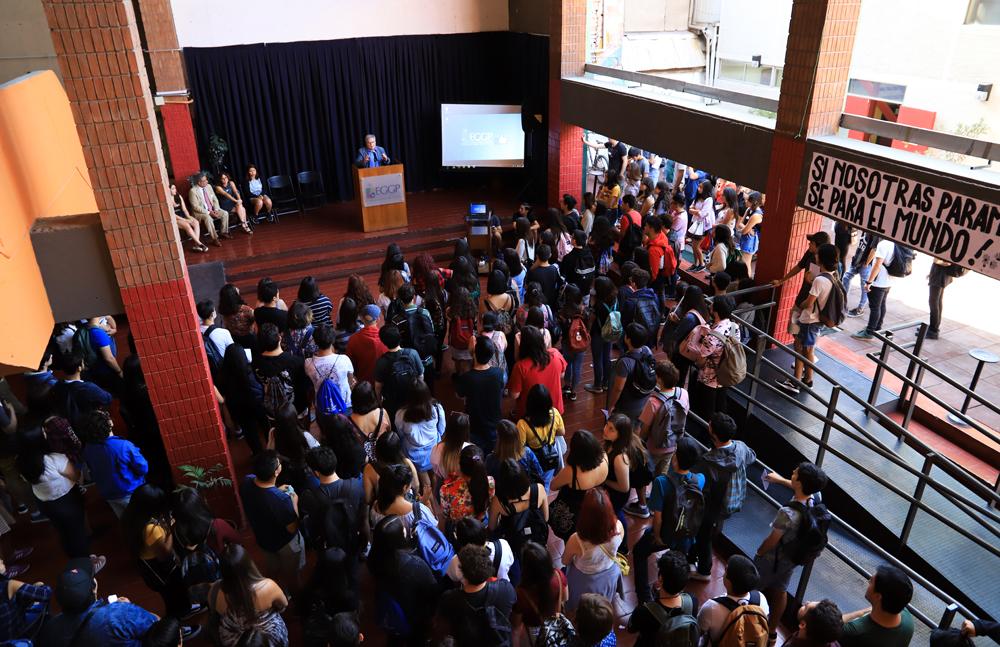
[242,222,254,234]
[191,244,209,253]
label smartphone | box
[761,471,770,490]
[107,594,119,604]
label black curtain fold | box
[183,32,549,202]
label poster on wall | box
[802,151,1000,280]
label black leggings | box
[38,487,90,558]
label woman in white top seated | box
[245,164,273,221]
[561,487,625,612]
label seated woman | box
[170,183,208,253]
[245,164,274,222]
[214,171,252,234]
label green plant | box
[208,134,229,174]
[940,118,990,163]
[178,463,233,491]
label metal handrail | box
[683,410,981,628]
[732,312,1000,507]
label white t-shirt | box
[799,273,835,325]
[305,353,355,408]
[32,453,74,502]
[446,539,515,582]
[870,240,896,289]
[200,323,234,358]
[697,593,771,645]
[708,243,729,274]
[567,522,624,574]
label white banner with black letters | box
[803,151,1000,280]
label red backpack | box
[450,317,475,350]
[568,315,591,352]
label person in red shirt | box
[617,194,642,235]
[345,304,387,384]
[508,326,568,419]
[644,215,676,305]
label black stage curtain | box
[184,32,548,202]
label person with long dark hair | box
[362,431,420,506]
[736,190,764,277]
[439,445,493,525]
[171,486,241,604]
[503,247,527,301]
[516,384,565,489]
[348,380,390,464]
[245,163,274,221]
[661,284,710,388]
[586,276,619,395]
[267,402,319,492]
[333,298,361,353]
[316,413,366,480]
[430,411,471,482]
[687,179,716,271]
[509,326,567,421]
[489,460,549,572]
[218,283,256,348]
[219,343,266,454]
[368,515,439,646]
[547,430,609,542]
[394,379,444,497]
[296,276,333,327]
[602,412,649,523]
[486,419,543,484]
[379,243,411,287]
[512,541,568,643]
[207,544,288,646]
[340,274,376,313]
[369,462,436,528]
[708,224,734,275]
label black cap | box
[806,231,831,246]
[56,559,96,613]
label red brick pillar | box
[161,101,201,185]
[755,0,862,341]
[42,0,239,517]
[547,0,587,206]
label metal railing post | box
[900,323,927,403]
[900,453,936,546]
[745,335,768,421]
[794,560,815,603]
[938,603,959,629]
[815,386,840,467]
[867,341,891,408]
[902,364,926,431]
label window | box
[847,79,907,103]
[966,0,1000,24]
[718,59,783,87]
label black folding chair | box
[296,170,326,209]
[267,175,302,221]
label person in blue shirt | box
[84,316,123,394]
[50,351,113,426]
[22,349,59,397]
[0,558,51,643]
[683,168,707,208]
[631,435,705,603]
[77,409,148,518]
[354,134,390,168]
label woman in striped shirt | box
[296,276,333,326]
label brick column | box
[547,0,587,206]
[42,0,239,516]
[161,101,201,184]
[755,0,862,341]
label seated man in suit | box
[355,134,390,168]
[188,171,230,247]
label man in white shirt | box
[197,300,234,359]
[778,243,839,395]
[852,239,896,340]
[697,554,770,645]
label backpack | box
[885,244,914,277]
[625,349,657,397]
[779,499,832,566]
[633,294,661,336]
[72,326,97,369]
[617,213,644,263]
[713,592,770,647]
[202,325,224,380]
[528,417,560,472]
[816,273,847,328]
[647,388,688,452]
[707,328,747,387]
[392,307,437,362]
[534,614,577,647]
[411,500,455,578]
[376,590,412,637]
[543,305,563,345]
[389,351,420,395]
[666,471,704,540]
[305,484,361,554]
[450,317,475,351]
[644,592,700,647]
[179,543,221,587]
[286,325,314,358]
[721,460,748,518]
[601,303,623,342]
[486,293,517,335]
[598,247,614,275]
[315,359,349,417]
[461,583,513,647]
[567,315,591,353]
[498,483,549,556]
[258,369,295,418]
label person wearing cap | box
[345,304,387,385]
[771,231,832,335]
[36,557,170,646]
[0,557,51,643]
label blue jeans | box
[591,334,612,388]
[563,349,585,392]
[842,263,871,309]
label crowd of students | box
[0,151,947,647]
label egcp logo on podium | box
[361,173,404,207]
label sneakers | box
[90,555,107,575]
[689,570,712,582]
[846,307,865,318]
[15,504,28,515]
[624,502,651,518]
[29,511,48,524]
[10,547,33,562]
[181,626,203,641]
[925,330,939,340]
[183,602,208,620]
[5,564,29,578]
[851,330,874,340]
[584,384,605,394]
[776,378,800,394]
[568,391,578,402]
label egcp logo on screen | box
[462,129,505,146]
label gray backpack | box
[647,388,688,452]
[645,592,701,647]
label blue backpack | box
[376,590,412,637]
[411,500,454,577]
[315,358,349,416]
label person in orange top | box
[644,215,677,306]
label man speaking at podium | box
[355,133,390,168]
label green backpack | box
[601,302,623,342]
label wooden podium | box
[353,164,408,232]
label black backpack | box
[886,245,915,277]
[303,483,361,554]
[779,499,832,566]
[665,471,705,541]
[644,592,700,647]
[392,307,437,363]
[460,583,513,647]
[497,484,549,556]
[202,325,224,381]
[389,351,420,395]
[816,273,847,328]
[617,215,644,264]
[180,543,221,587]
[625,348,657,397]
[72,326,97,369]
[633,294,661,335]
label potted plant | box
[207,134,230,176]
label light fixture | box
[751,55,762,68]
[976,83,992,102]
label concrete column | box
[548,0,587,206]
[42,0,238,516]
[755,0,862,341]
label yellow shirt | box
[139,522,168,561]
[517,409,565,449]
[598,184,620,208]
